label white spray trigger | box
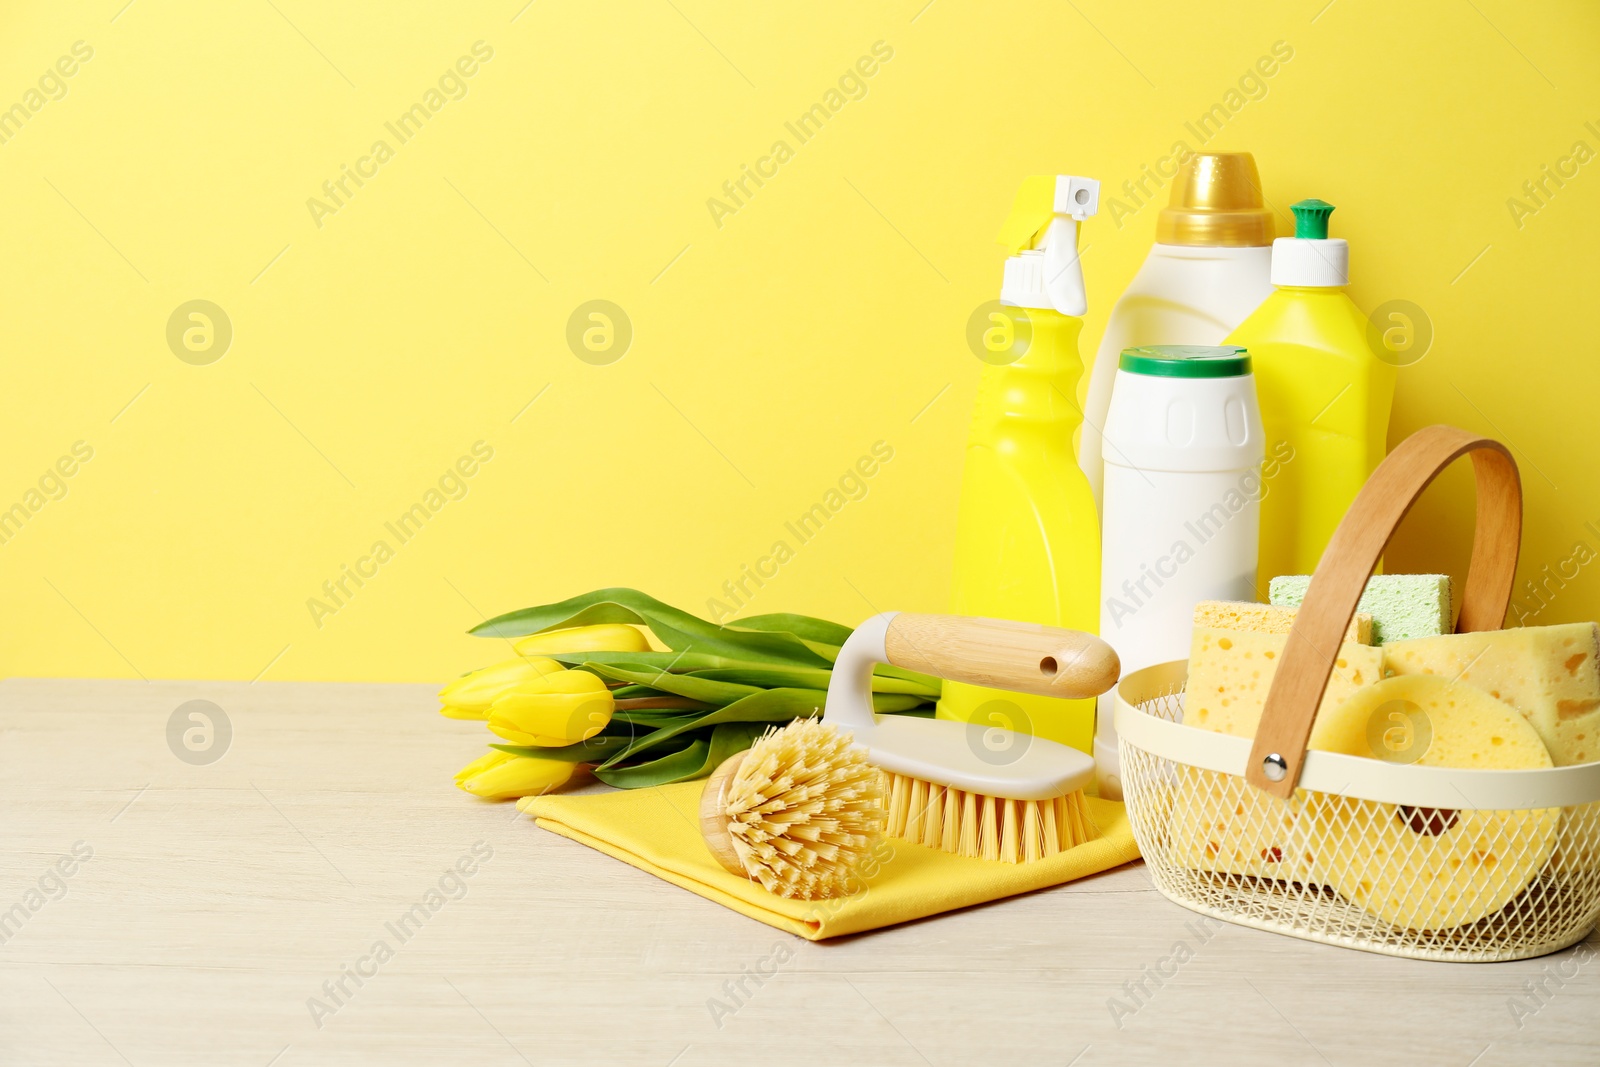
[1000,174,1100,316]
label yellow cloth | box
[524,781,1141,940]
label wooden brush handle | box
[884,614,1120,700]
[698,751,750,878]
[1246,425,1522,799]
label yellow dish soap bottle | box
[939,175,1102,754]
[1226,199,1396,585]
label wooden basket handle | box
[1245,425,1522,798]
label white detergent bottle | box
[1095,345,1264,799]
[1079,152,1274,508]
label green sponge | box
[1268,573,1452,643]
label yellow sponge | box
[1183,627,1384,737]
[1305,674,1559,930]
[1382,622,1600,766]
[1172,628,1384,879]
[1167,765,1305,879]
[1193,600,1373,644]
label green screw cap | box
[1119,344,1251,379]
[1292,198,1335,239]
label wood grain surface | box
[885,614,1120,700]
[1,679,1595,1066]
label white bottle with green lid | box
[1095,344,1264,798]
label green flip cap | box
[1291,198,1335,239]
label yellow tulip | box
[512,623,650,658]
[487,669,614,747]
[439,656,565,718]
[454,749,574,800]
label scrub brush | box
[699,718,886,899]
[825,613,1119,863]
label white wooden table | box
[3,679,1595,1066]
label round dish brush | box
[699,719,886,900]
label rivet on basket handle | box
[1245,425,1522,799]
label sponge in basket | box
[1269,573,1451,643]
[1304,674,1560,930]
[1172,628,1384,879]
[1194,599,1373,644]
[1382,621,1600,767]
[1382,621,1600,876]
[1183,627,1384,737]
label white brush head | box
[823,613,1097,802]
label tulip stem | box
[613,696,716,712]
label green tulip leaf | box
[581,663,766,705]
[597,688,826,768]
[688,666,938,698]
[724,615,845,662]
[593,722,767,789]
[729,612,854,647]
[469,588,831,667]
[489,735,643,763]
[552,650,756,672]
[870,663,944,691]
[608,684,667,699]
[608,709,704,727]
[559,651,940,698]
[866,693,925,713]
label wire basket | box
[1113,427,1600,962]
[1117,661,1600,961]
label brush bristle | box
[723,719,887,899]
[884,772,1097,863]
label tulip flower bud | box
[512,623,650,658]
[487,669,615,746]
[454,749,575,800]
[439,656,564,718]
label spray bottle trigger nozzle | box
[997,174,1099,315]
[1055,176,1100,222]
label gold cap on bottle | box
[1156,152,1274,247]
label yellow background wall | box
[1,1,1596,682]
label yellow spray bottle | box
[939,175,1102,754]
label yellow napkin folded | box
[524,780,1140,940]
